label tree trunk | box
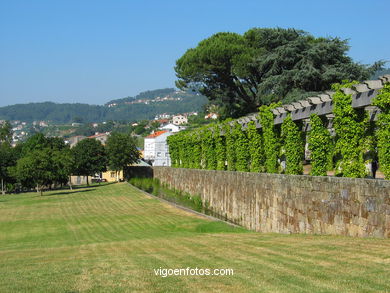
[1,178,5,195]
[68,176,73,190]
[37,183,39,194]
[86,176,89,186]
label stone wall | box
[152,167,390,238]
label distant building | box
[205,113,219,120]
[144,130,173,166]
[172,115,188,125]
[67,135,87,148]
[154,113,171,120]
[160,123,186,133]
[88,132,110,145]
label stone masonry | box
[152,167,390,238]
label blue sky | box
[0,0,389,107]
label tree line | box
[0,128,139,195]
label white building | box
[144,130,173,166]
[172,115,188,125]
[160,123,186,133]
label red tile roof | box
[88,133,108,139]
[145,130,168,138]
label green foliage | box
[51,147,75,186]
[175,27,381,119]
[189,132,202,169]
[201,127,217,170]
[308,114,333,176]
[246,121,264,172]
[129,177,204,213]
[0,121,12,144]
[372,83,390,179]
[223,121,236,171]
[0,143,17,194]
[13,149,58,194]
[281,115,304,175]
[258,104,280,173]
[332,81,367,177]
[72,139,107,184]
[167,135,179,167]
[233,122,250,172]
[106,133,140,180]
[213,124,226,170]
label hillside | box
[0,89,207,123]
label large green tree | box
[72,139,107,185]
[0,143,17,194]
[105,133,139,181]
[175,28,382,118]
[0,121,13,144]
[13,149,54,195]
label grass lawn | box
[0,183,389,293]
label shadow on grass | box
[44,188,97,196]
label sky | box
[0,0,389,107]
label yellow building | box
[101,170,124,182]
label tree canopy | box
[0,121,12,144]
[175,27,383,118]
[106,133,140,181]
[72,139,107,185]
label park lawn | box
[0,183,389,293]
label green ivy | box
[247,121,264,172]
[181,133,190,168]
[373,83,390,179]
[258,103,280,173]
[213,124,226,170]
[308,114,332,176]
[201,127,217,170]
[233,122,250,172]
[281,115,304,175]
[190,132,202,169]
[167,135,179,167]
[332,81,367,178]
[223,121,236,171]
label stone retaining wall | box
[152,167,390,238]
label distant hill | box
[0,89,207,124]
[105,88,176,106]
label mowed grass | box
[0,183,389,293]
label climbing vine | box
[167,81,387,180]
[246,121,264,172]
[167,135,179,167]
[332,81,367,178]
[190,132,202,169]
[308,113,332,176]
[281,115,304,175]
[213,124,226,170]
[233,122,250,172]
[201,126,217,170]
[373,83,390,179]
[180,133,190,168]
[258,103,280,173]
[223,120,236,171]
